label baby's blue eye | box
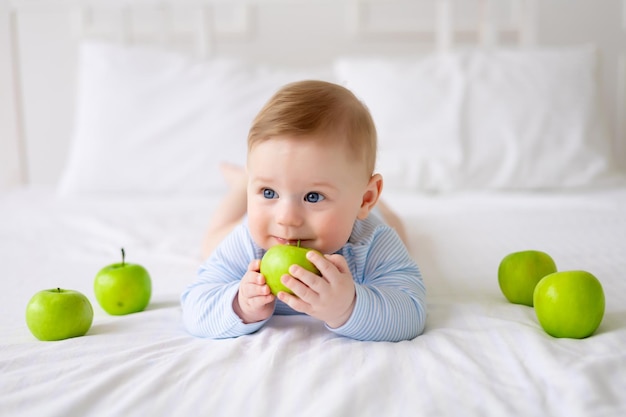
[304,192,324,203]
[263,188,277,199]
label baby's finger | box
[282,273,318,302]
[306,250,338,277]
[278,291,310,315]
[248,259,261,272]
[323,254,350,274]
[256,273,267,285]
[257,282,271,296]
[249,293,275,308]
[241,278,269,298]
[288,264,326,293]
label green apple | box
[94,248,152,315]
[533,270,605,339]
[498,250,557,306]
[260,243,321,295]
[25,288,94,341]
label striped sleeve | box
[180,224,270,339]
[327,226,427,342]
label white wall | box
[12,8,78,189]
[536,0,626,168]
[0,0,23,189]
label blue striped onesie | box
[181,211,426,342]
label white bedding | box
[2,187,625,417]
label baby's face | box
[247,134,372,254]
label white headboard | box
[1,0,625,190]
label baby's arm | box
[181,225,274,338]
[331,229,426,342]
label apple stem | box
[57,287,61,293]
[121,247,125,266]
[297,240,301,248]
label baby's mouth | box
[275,237,303,246]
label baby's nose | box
[275,199,304,227]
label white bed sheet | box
[1,186,625,417]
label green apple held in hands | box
[498,250,557,307]
[94,248,152,315]
[25,288,94,341]
[260,242,321,295]
[534,270,605,339]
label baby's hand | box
[233,259,275,323]
[278,251,356,329]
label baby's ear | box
[357,174,383,219]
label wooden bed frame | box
[1,0,625,191]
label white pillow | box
[335,55,466,191]
[335,45,619,191]
[460,46,613,190]
[59,41,333,195]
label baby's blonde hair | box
[248,80,377,176]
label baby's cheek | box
[247,213,271,250]
[316,217,354,254]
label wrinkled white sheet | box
[1,187,625,417]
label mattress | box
[1,186,625,417]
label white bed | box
[2,1,626,416]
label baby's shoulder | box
[348,212,397,247]
[213,221,264,260]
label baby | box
[181,80,426,341]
